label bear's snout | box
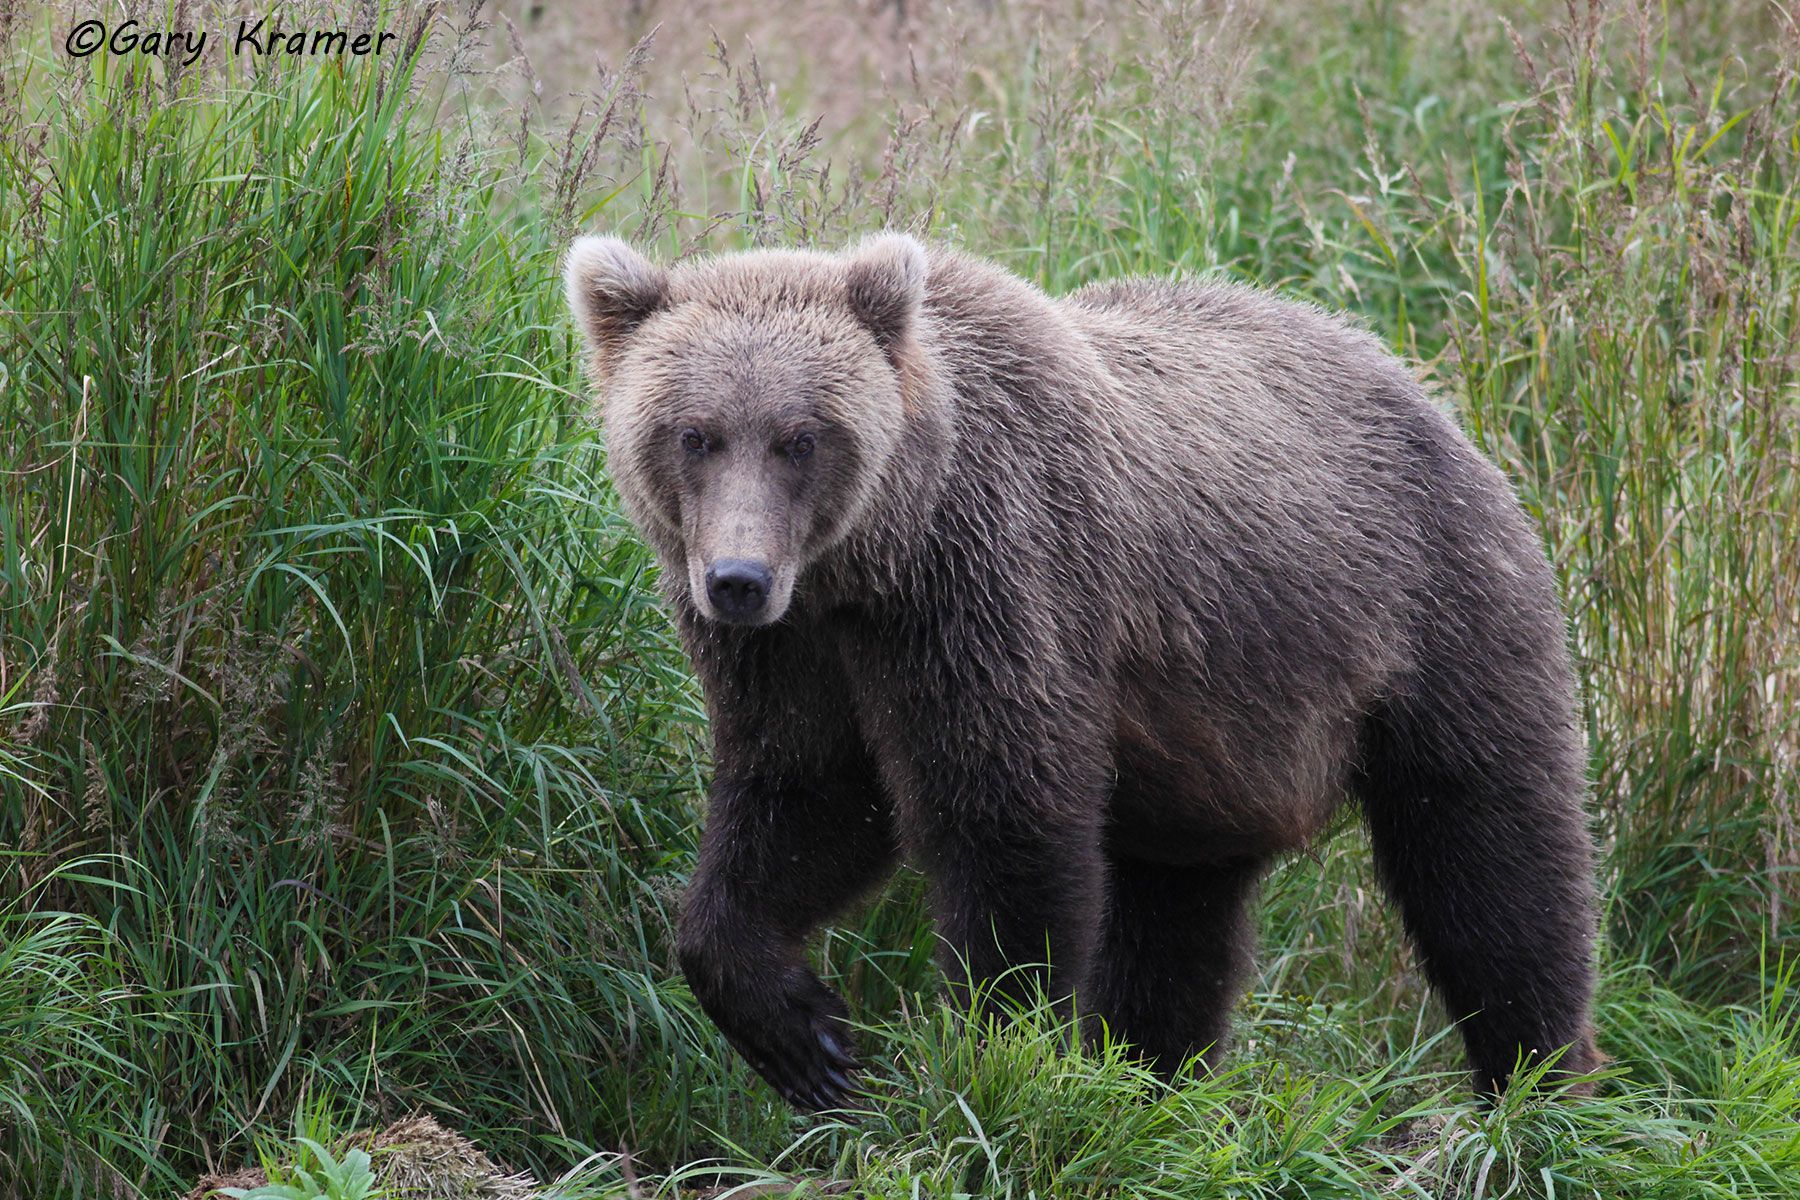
[705,559,773,623]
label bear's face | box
[565,235,929,626]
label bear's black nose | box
[705,559,772,621]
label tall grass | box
[0,860,174,1193]
[2,0,1797,1196]
[2,6,710,1191]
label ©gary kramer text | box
[66,19,397,65]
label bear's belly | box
[1105,692,1348,866]
[1105,758,1335,865]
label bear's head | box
[565,233,942,626]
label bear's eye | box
[787,432,816,461]
[680,428,708,454]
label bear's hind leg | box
[1357,693,1599,1096]
[1087,854,1264,1078]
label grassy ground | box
[2,1,1797,1196]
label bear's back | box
[1062,276,1422,442]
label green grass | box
[2,1,1797,1196]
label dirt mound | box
[183,1115,538,1200]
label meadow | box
[1,1,1797,1196]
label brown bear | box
[564,232,1599,1112]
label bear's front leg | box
[867,637,1112,1024]
[676,762,895,1112]
[914,787,1109,1024]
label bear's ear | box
[844,232,928,352]
[564,236,670,359]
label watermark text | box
[65,18,396,64]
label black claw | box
[818,1028,855,1068]
[720,1002,864,1114]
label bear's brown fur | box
[565,233,1599,1111]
